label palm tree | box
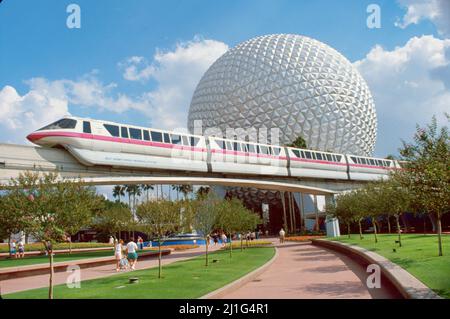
[112,185,125,203]
[180,184,193,200]
[141,184,154,202]
[196,186,210,199]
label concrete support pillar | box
[325,194,340,237]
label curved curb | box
[311,239,442,299]
[199,247,279,299]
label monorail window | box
[361,158,367,165]
[233,142,241,152]
[316,153,323,160]
[83,121,91,134]
[121,127,129,138]
[273,147,281,156]
[304,151,312,159]
[171,134,182,145]
[326,154,333,161]
[336,155,342,162]
[151,131,162,142]
[190,137,200,146]
[104,124,120,137]
[259,146,269,154]
[248,144,256,153]
[292,150,300,157]
[143,130,150,141]
[163,133,170,143]
[369,159,375,165]
[226,141,232,150]
[350,156,357,163]
[38,118,77,131]
[182,136,189,146]
[311,152,317,160]
[242,144,248,152]
[129,128,142,140]
[216,140,225,149]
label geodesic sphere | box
[188,34,377,156]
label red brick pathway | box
[219,241,400,299]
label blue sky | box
[0,0,449,159]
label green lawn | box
[330,234,450,298]
[3,247,275,299]
[0,249,153,269]
[0,242,112,253]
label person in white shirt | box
[126,238,139,270]
[279,228,286,244]
[114,239,124,271]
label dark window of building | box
[143,130,150,141]
[38,118,77,131]
[129,128,142,140]
[83,121,91,134]
[151,131,162,142]
[104,124,120,137]
[121,127,129,138]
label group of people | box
[9,239,25,258]
[112,237,144,272]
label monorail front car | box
[27,117,400,181]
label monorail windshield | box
[38,119,77,131]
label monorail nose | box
[26,132,39,142]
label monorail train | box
[26,117,401,181]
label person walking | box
[126,238,139,270]
[221,232,227,247]
[279,228,286,244]
[137,236,144,250]
[17,240,25,258]
[213,233,218,246]
[114,239,124,272]
[10,240,17,258]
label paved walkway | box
[0,245,222,295]
[220,241,401,299]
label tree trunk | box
[423,215,427,236]
[372,217,378,243]
[358,220,363,240]
[437,213,443,257]
[387,217,391,234]
[395,214,402,247]
[205,236,209,266]
[8,234,11,257]
[158,239,162,278]
[69,239,72,255]
[47,242,54,299]
[280,192,288,234]
[347,223,351,239]
[291,193,297,233]
[240,237,243,251]
[229,233,232,258]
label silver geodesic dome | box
[188,34,377,156]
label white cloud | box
[119,37,229,129]
[355,35,450,156]
[0,73,147,144]
[396,0,450,36]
